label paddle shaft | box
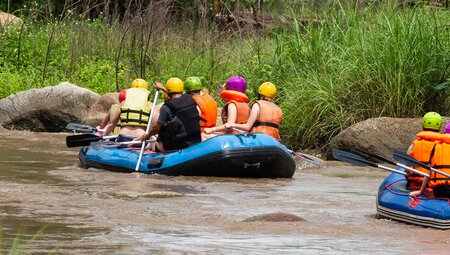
[135,90,159,171]
[356,150,430,178]
[92,139,156,149]
[332,149,410,176]
[393,149,450,179]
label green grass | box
[0,225,47,255]
[0,2,449,150]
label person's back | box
[407,112,442,190]
[185,76,218,132]
[251,82,282,141]
[159,94,201,150]
[426,124,450,198]
[116,79,152,141]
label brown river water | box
[0,131,448,254]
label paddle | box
[355,149,430,178]
[66,133,118,147]
[91,139,156,149]
[392,149,450,178]
[135,90,160,171]
[65,123,96,133]
[332,148,416,176]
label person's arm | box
[406,143,414,154]
[154,82,167,93]
[227,103,259,131]
[204,103,237,134]
[409,174,430,197]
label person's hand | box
[135,133,147,142]
[204,128,212,134]
[409,190,421,197]
[225,123,233,129]
[154,82,166,91]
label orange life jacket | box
[192,93,218,131]
[407,131,441,184]
[221,101,250,134]
[251,100,282,141]
[428,134,450,188]
[220,90,249,103]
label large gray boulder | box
[0,82,100,132]
[82,92,119,127]
[327,116,450,160]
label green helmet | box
[422,112,442,131]
[184,77,202,92]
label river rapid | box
[0,131,448,254]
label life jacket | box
[221,101,250,134]
[158,94,201,151]
[428,134,450,188]
[407,131,441,185]
[220,90,249,103]
[192,93,218,131]
[120,88,150,127]
[250,100,282,141]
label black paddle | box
[356,149,429,177]
[332,148,409,176]
[65,123,96,133]
[91,138,157,150]
[392,149,450,178]
[66,134,104,147]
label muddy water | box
[0,131,448,254]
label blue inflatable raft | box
[376,172,450,229]
[79,133,296,178]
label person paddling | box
[225,82,282,141]
[136,78,201,152]
[406,112,442,191]
[203,76,250,136]
[409,117,450,199]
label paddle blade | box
[291,151,321,166]
[66,134,102,147]
[65,123,96,133]
[332,149,375,167]
[355,149,396,166]
[392,149,430,170]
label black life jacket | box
[159,94,201,150]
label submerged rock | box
[243,212,305,222]
[142,191,184,198]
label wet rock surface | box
[243,212,305,222]
[0,82,100,131]
[327,117,450,160]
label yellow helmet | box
[258,82,277,99]
[130,78,148,89]
[165,77,184,93]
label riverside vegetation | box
[0,1,449,150]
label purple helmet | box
[225,76,246,94]
[445,123,450,134]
